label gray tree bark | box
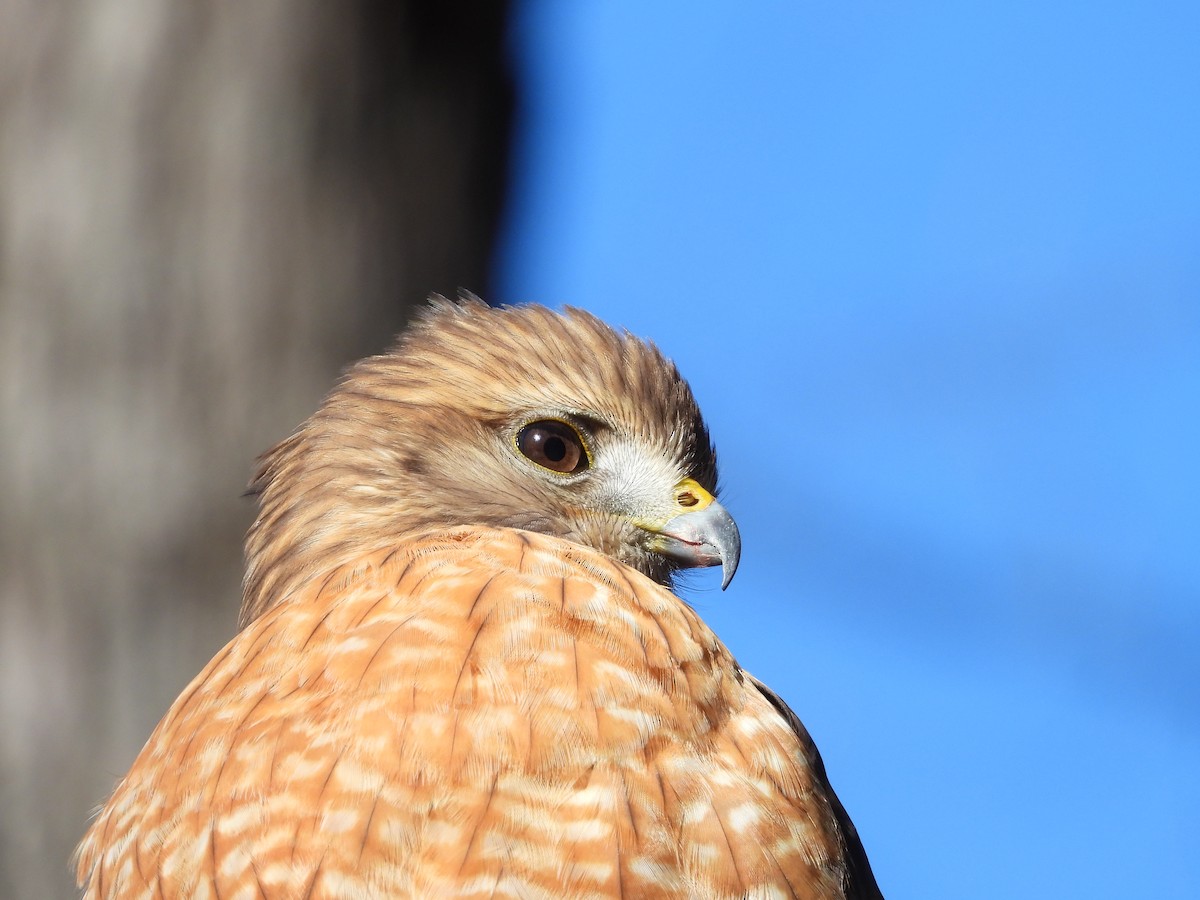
[0,2,513,894]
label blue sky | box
[495,2,1200,896]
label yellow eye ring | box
[515,419,590,475]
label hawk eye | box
[516,420,588,474]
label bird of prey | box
[77,297,883,899]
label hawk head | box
[241,296,740,626]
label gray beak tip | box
[720,556,738,591]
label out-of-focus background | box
[1,2,514,894]
[3,2,1197,897]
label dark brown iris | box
[516,420,588,474]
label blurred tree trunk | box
[0,2,513,894]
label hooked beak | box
[642,478,741,589]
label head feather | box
[241,298,717,627]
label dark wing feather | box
[748,674,885,900]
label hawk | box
[77,298,883,899]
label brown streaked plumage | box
[77,297,883,898]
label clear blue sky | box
[495,2,1200,897]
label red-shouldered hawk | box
[77,297,883,898]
